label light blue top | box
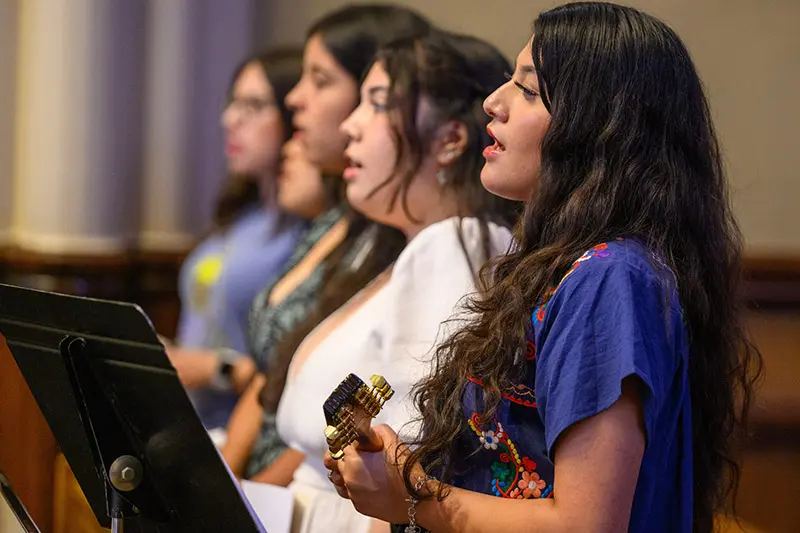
[176,206,306,429]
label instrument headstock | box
[323,373,394,459]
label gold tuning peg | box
[324,373,395,458]
[324,425,340,441]
[370,374,395,400]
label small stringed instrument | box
[323,373,394,459]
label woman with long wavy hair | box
[277,29,518,533]
[324,3,762,532]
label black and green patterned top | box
[244,207,343,477]
[247,207,343,374]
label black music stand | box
[0,283,266,532]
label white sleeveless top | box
[276,217,513,533]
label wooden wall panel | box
[0,334,57,532]
[735,310,800,533]
[52,454,106,533]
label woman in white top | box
[274,31,520,533]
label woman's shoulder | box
[557,239,671,288]
[536,239,680,328]
[396,216,513,270]
[299,207,343,243]
[281,207,343,264]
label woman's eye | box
[312,76,330,89]
[515,81,538,99]
[504,71,538,99]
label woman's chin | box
[227,161,256,176]
[479,166,505,196]
[480,168,529,202]
[344,189,367,212]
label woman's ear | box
[435,120,469,167]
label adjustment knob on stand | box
[108,456,143,533]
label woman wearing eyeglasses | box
[162,48,309,432]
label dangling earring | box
[436,168,448,186]
[438,149,457,186]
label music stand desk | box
[0,283,266,532]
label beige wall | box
[257,0,800,254]
[0,1,18,246]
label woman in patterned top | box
[325,3,762,533]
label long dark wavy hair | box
[404,4,762,532]
[259,4,432,412]
[213,48,303,231]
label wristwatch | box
[209,348,241,392]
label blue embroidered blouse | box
[450,239,693,532]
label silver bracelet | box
[404,475,434,533]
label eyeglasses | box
[224,96,275,121]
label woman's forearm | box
[230,357,257,394]
[167,347,219,388]
[221,374,266,477]
[416,486,562,533]
[415,387,644,533]
[248,448,306,487]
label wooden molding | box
[741,254,800,308]
[1,247,133,268]
[0,244,190,269]
[742,254,800,276]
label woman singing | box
[325,3,761,532]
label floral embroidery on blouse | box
[526,339,536,361]
[466,378,538,408]
[467,413,554,499]
[456,241,626,508]
[561,243,612,282]
[534,243,613,323]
